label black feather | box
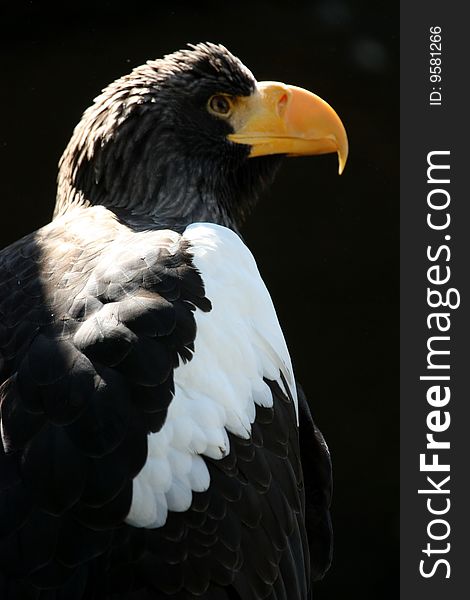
[21,424,88,515]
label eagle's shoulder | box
[0,206,212,420]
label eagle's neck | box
[55,148,281,233]
[56,159,239,232]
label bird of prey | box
[0,43,347,600]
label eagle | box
[0,43,348,600]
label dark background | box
[0,1,398,597]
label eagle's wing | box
[0,210,331,600]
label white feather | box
[188,456,211,492]
[126,223,297,528]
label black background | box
[0,1,398,597]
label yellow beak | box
[228,81,348,174]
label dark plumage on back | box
[0,43,338,600]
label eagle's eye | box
[208,94,233,117]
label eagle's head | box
[56,42,348,229]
